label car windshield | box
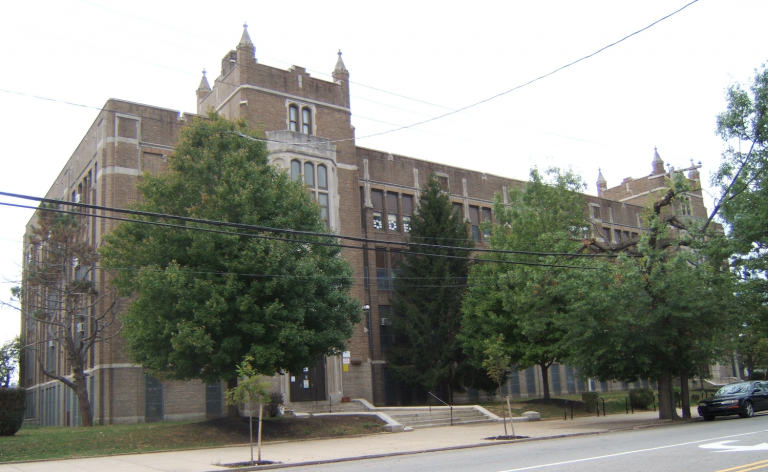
[715,383,752,396]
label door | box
[289,358,326,402]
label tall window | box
[469,206,480,242]
[302,108,312,134]
[291,160,301,181]
[387,193,399,231]
[453,202,463,219]
[482,207,492,240]
[375,248,389,291]
[402,195,413,233]
[304,162,315,187]
[291,160,329,227]
[289,105,299,132]
[371,190,384,230]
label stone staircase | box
[386,407,495,429]
[290,400,369,414]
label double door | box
[289,358,326,402]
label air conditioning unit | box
[48,340,55,347]
[380,318,391,326]
[76,323,85,333]
[74,193,82,203]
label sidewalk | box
[0,410,696,472]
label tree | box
[460,168,587,400]
[225,357,270,465]
[14,205,121,426]
[100,112,360,391]
[567,173,738,420]
[482,334,512,437]
[387,174,485,404]
[0,336,20,387]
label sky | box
[1,0,766,346]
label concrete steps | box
[387,408,494,429]
[291,400,369,414]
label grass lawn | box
[0,416,384,463]
[477,392,656,419]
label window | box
[591,205,602,220]
[453,202,463,219]
[291,161,329,227]
[206,382,222,416]
[469,206,480,242]
[603,227,612,242]
[291,160,301,181]
[318,193,329,227]
[302,108,312,134]
[379,306,394,352]
[317,165,327,190]
[614,229,622,243]
[376,248,389,291]
[387,193,398,231]
[482,208,492,240]
[47,341,56,373]
[372,190,384,230]
[304,162,315,187]
[680,196,692,216]
[289,105,299,132]
[436,175,449,191]
[402,195,413,233]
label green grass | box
[0,416,383,463]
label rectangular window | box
[592,206,602,220]
[302,108,311,135]
[387,193,398,231]
[206,382,222,416]
[453,202,463,219]
[318,193,329,228]
[623,231,630,241]
[47,341,56,373]
[379,306,394,353]
[469,206,480,242]
[614,229,622,243]
[402,195,413,233]
[603,227,612,242]
[372,190,384,230]
[482,208,492,240]
[436,175,449,191]
[376,248,390,291]
[289,106,298,132]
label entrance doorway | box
[289,358,326,402]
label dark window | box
[304,162,315,187]
[289,105,299,132]
[372,190,384,230]
[453,202,463,219]
[318,193,329,227]
[469,206,480,242]
[614,229,622,243]
[387,193,398,232]
[317,165,327,190]
[402,195,413,233]
[436,175,449,191]
[302,108,312,135]
[145,375,163,422]
[592,206,602,220]
[206,382,222,416]
[376,248,389,291]
[379,306,394,352]
[603,227,612,242]
[290,160,301,181]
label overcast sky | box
[1,0,766,345]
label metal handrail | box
[427,391,453,426]
[625,396,634,414]
[564,400,574,420]
[596,397,606,417]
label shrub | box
[265,390,283,417]
[0,388,26,436]
[673,387,682,405]
[691,394,700,403]
[751,371,766,380]
[581,391,599,412]
[629,388,654,410]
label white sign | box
[343,357,350,365]
[343,351,351,358]
[699,441,768,452]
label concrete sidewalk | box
[0,410,697,472]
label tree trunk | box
[657,370,680,420]
[680,371,691,419]
[539,363,551,400]
[74,369,93,426]
[227,377,240,417]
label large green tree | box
[460,168,588,400]
[387,174,487,403]
[101,112,360,389]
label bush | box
[0,388,26,436]
[629,388,654,410]
[265,390,283,417]
[581,391,599,412]
[751,371,766,380]
[673,387,682,405]
[691,394,700,403]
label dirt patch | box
[197,415,385,442]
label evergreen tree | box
[387,174,485,403]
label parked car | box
[697,381,768,421]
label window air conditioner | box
[380,318,391,326]
[76,323,85,333]
[74,193,82,203]
[48,340,55,347]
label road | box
[288,413,768,472]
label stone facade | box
[19,26,718,425]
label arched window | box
[289,105,299,132]
[317,165,327,190]
[304,162,315,187]
[302,108,312,134]
[291,160,301,181]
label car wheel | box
[739,401,755,418]
[703,415,715,421]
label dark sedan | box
[697,381,768,421]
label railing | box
[564,400,574,420]
[625,396,634,414]
[427,391,453,426]
[596,397,606,417]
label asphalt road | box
[287,413,768,472]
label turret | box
[332,50,350,108]
[196,69,211,103]
[652,147,665,175]
[596,168,607,196]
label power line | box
[325,0,701,145]
[0,191,618,259]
